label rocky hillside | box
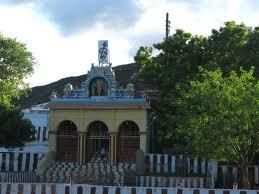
[18,63,157,108]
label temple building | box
[47,63,150,165]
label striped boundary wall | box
[0,172,36,183]
[136,176,210,188]
[145,154,217,178]
[0,183,257,194]
[0,152,45,172]
[217,165,259,189]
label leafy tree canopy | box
[0,33,34,107]
[134,21,259,151]
[176,67,259,188]
[135,21,259,94]
[0,33,35,147]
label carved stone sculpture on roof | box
[81,64,116,97]
[63,83,73,97]
[50,91,57,99]
[54,63,135,98]
[126,83,135,97]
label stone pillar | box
[78,133,82,164]
[48,130,57,154]
[140,131,147,153]
[83,133,87,163]
[78,132,87,164]
[109,132,117,165]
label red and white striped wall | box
[0,172,36,182]
[145,154,217,178]
[217,165,259,189]
[0,183,257,194]
[136,176,210,188]
[0,152,45,172]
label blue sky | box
[0,0,258,86]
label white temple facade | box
[22,103,49,143]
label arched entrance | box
[118,121,140,162]
[86,121,109,161]
[56,120,78,162]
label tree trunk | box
[240,165,250,189]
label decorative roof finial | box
[98,40,109,66]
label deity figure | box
[64,83,73,97]
[50,91,57,98]
[90,78,108,96]
[126,83,135,97]
[95,80,102,96]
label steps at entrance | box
[40,160,136,186]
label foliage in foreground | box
[0,33,34,107]
[0,32,35,146]
[134,21,259,151]
[134,21,259,187]
[0,104,34,147]
[176,67,259,187]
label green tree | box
[0,104,34,147]
[134,22,259,152]
[176,67,259,188]
[135,29,206,95]
[204,22,249,73]
[0,33,34,107]
[0,33,35,147]
[134,30,206,151]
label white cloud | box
[0,0,258,87]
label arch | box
[118,120,140,162]
[57,120,77,134]
[87,120,109,136]
[86,121,109,162]
[56,120,78,162]
[89,77,109,97]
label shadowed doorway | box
[118,121,140,162]
[56,120,78,162]
[86,121,109,161]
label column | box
[40,126,44,142]
[149,154,153,173]
[194,158,198,174]
[164,154,168,173]
[46,127,49,141]
[48,130,57,157]
[21,153,26,171]
[34,127,38,140]
[157,154,161,173]
[42,127,47,141]
[0,153,2,170]
[14,152,18,172]
[109,132,117,165]
[201,159,206,175]
[171,156,176,174]
[83,133,87,163]
[5,153,10,171]
[29,153,34,171]
[78,132,87,164]
[78,133,81,163]
[140,131,147,153]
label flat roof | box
[51,97,146,103]
[48,102,150,110]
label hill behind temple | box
[18,63,157,109]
